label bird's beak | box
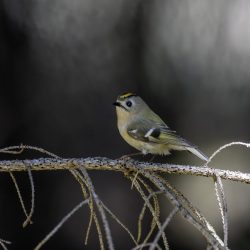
[113,101,121,107]
[113,101,128,111]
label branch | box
[0,142,249,249]
[0,158,249,184]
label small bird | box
[113,92,208,161]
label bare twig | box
[69,169,105,250]
[100,201,138,245]
[0,145,24,155]
[8,172,31,224]
[149,207,178,250]
[205,141,250,167]
[132,242,162,250]
[0,238,11,250]
[136,176,160,247]
[143,172,224,248]
[130,176,169,250]
[137,191,164,243]
[22,166,35,227]
[1,145,60,162]
[1,145,59,228]
[35,199,89,250]
[213,174,228,248]
[79,167,115,250]
[0,145,59,158]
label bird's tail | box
[187,147,208,162]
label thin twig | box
[130,176,169,250]
[0,144,25,154]
[143,172,224,249]
[131,170,141,189]
[79,167,115,250]
[35,199,89,250]
[0,239,11,250]
[22,166,35,227]
[136,176,160,247]
[0,240,11,244]
[131,242,162,250]
[1,146,31,226]
[213,174,228,248]
[149,207,178,250]
[69,169,105,250]
[8,172,31,224]
[205,142,250,167]
[0,145,59,158]
[137,191,163,243]
[3,145,57,227]
[0,241,8,250]
[100,201,138,245]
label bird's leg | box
[119,152,142,160]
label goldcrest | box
[113,92,207,161]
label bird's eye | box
[126,101,132,107]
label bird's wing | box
[127,119,190,147]
[156,125,208,161]
[127,119,208,161]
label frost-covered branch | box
[0,157,249,184]
[0,142,249,250]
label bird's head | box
[113,92,147,116]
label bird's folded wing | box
[127,119,191,147]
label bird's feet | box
[119,152,142,161]
[119,155,132,161]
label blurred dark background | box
[1,0,250,249]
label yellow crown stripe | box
[120,92,137,99]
